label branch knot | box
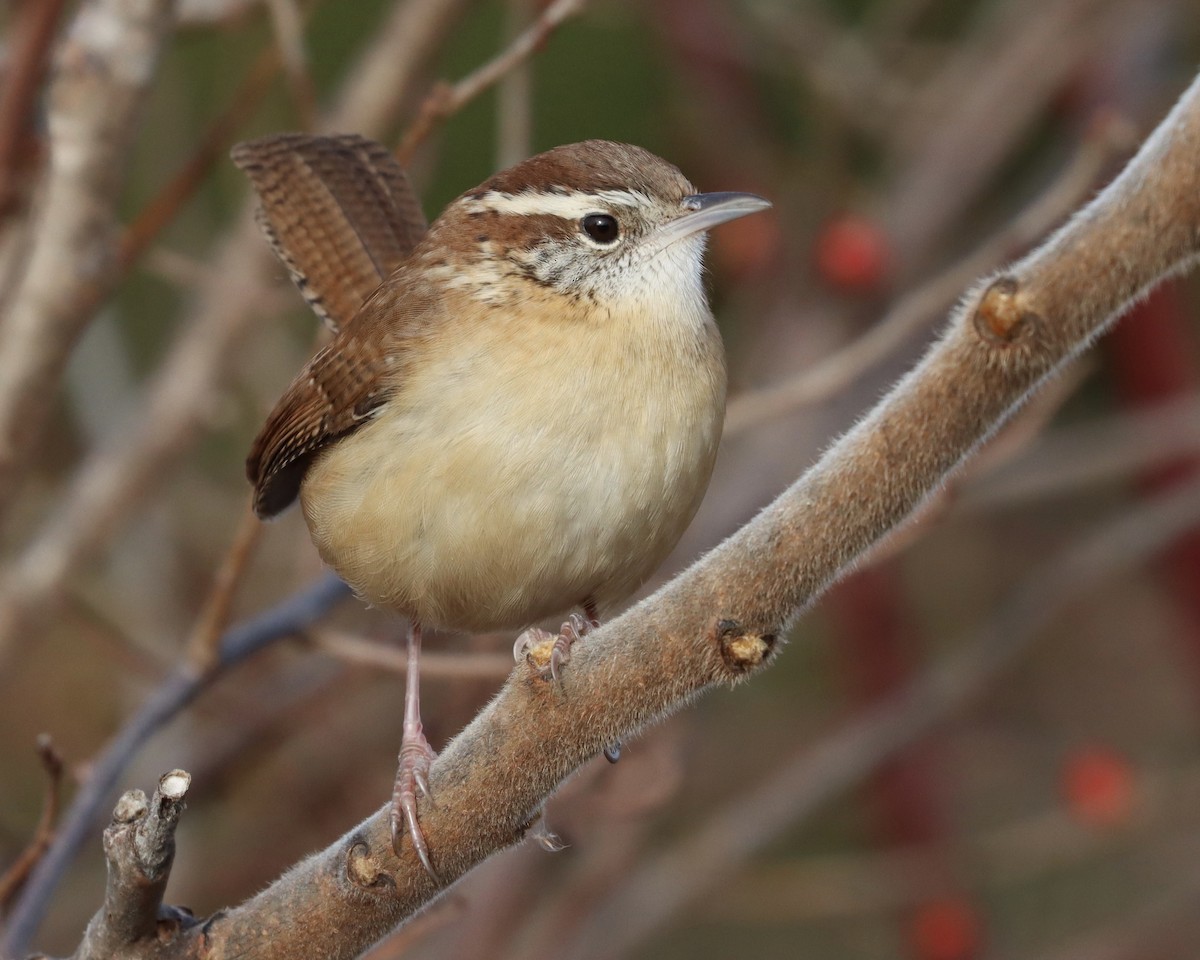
[972,275,1040,344]
[713,619,776,676]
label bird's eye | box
[581,213,620,244]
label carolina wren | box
[233,135,770,877]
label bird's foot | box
[513,614,620,761]
[390,727,439,881]
[513,612,596,681]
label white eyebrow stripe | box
[461,188,653,218]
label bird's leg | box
[390,619,439,880]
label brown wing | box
[246,322,394,518]
[231,133,428,331]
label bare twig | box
[264,0,317,130]
[396,0,588,163]
[309,630,514,679]
[186,499,265,670]
[0,0,175,521]
[0,736,65,909]
[724,111,1135,435]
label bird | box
[233,134,771,878]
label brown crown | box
[466,140,695,202]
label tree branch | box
[0,736,64,910]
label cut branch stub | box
[714,619,777,675]
[971,275,1040,343]
[80,771,196,959]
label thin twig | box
[309,630,514,679]
[0,735,65,909]
[186,499,265,670]
[396,0,588,164]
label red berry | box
[1062,745,1135,828]
[910,897,982,960]
[815,214,890,292]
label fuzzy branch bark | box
[28,63,1200,960]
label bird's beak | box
[650,192,772,252]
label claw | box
[517,610,599,681]
[392,735,439,880]
[548,614,592,681]
[549,635,571,682]
[391,620,440,882]
[603,741,622,763]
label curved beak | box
[651,191,772,252]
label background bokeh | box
[3,0,1200,957]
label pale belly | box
[299,324,725,632]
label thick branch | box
[169,69,1200,960]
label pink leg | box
[390,620,439,879]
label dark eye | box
[581,213,620,244]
